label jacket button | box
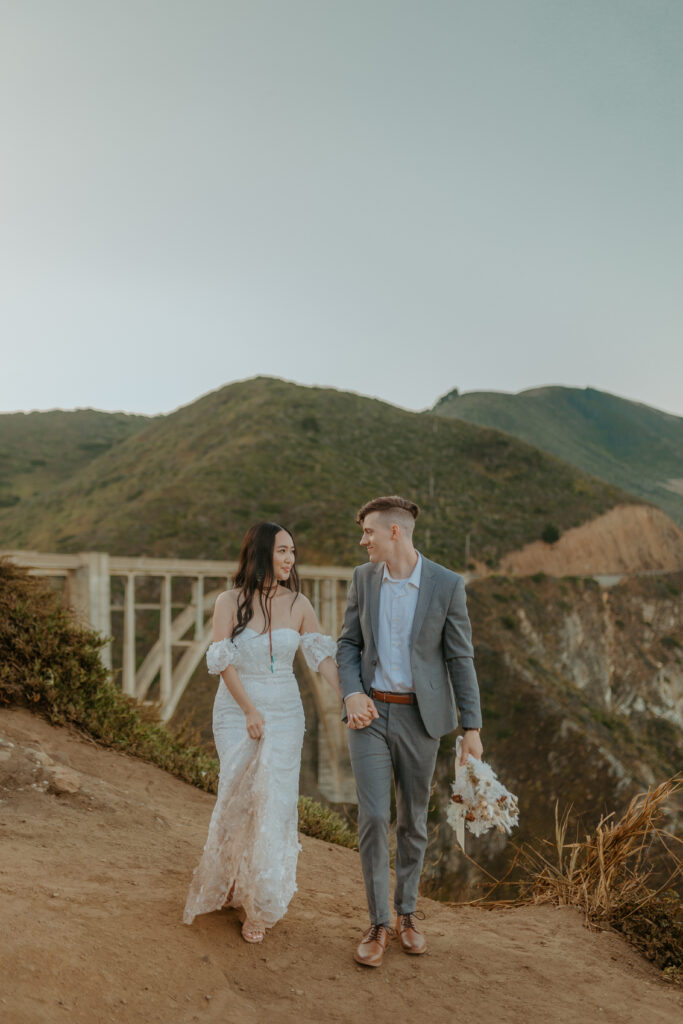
[371,659,378,666]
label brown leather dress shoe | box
[354,924,391,967]
[395,912,426,954]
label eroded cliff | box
[425,572,682,899]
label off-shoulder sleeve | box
[206,637,237,675]
[299,632,337,671]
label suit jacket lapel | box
[410,556,437,647]
[368,562,383,650]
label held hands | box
[345,693,379,730]
[245,707,265,740]
[459,729,483,764]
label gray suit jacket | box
[336,555,482,739]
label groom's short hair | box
[356,495,420,532]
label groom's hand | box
[345,693,379,729]
[460,729,483,764]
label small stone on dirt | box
[48,766,81,795]
[30,750,54,767]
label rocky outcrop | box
[425,572,682,900]
[0,734,84,798]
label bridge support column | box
[122,574,136,696]
[66,552,112,670]
[193,577,204,639]
[160,575,172,706]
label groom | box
[337,495,483,968]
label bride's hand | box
[345,693,379,730]
[245,708,265,740]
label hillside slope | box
[0,408,150,509]
[432,386,683,526]
[497,504,683,575]
[1,707,680,1024]
[0,377,635,569]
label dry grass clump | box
[0,558,355,848]
[517,779,682,979]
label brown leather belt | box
[371,689,417,706]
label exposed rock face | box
[496,504,683,575]
[509,575,683,734]
[424,572,682,900]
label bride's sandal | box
[238,908,265,943]
[241,921,265,944]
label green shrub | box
[0,559,219,791]
[296,797,358,850]
[541,523,560,544]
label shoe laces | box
[399,911,425,931]
[366,923,392,942]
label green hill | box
[432,386,683,526]
[0,408,150,510]
[0,377,634,568]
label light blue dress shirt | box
[371,553,422,693]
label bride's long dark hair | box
[231,521,300,639]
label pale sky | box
[2,0,682,417]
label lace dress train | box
[183,628,335,928]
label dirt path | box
[0,707,680,1024]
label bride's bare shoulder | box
[214,588,239,610]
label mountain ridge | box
[432,385,683,526]
[0,407,150,509]
[0,376,638,569]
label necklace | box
[265,584,278,673]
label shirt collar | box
[382,552,422,588]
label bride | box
[183,521,360,942]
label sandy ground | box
[0,706,680,1024]
[496,504,683,575]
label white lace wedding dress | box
[183,627,336,928]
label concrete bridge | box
[2,550,356,803]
